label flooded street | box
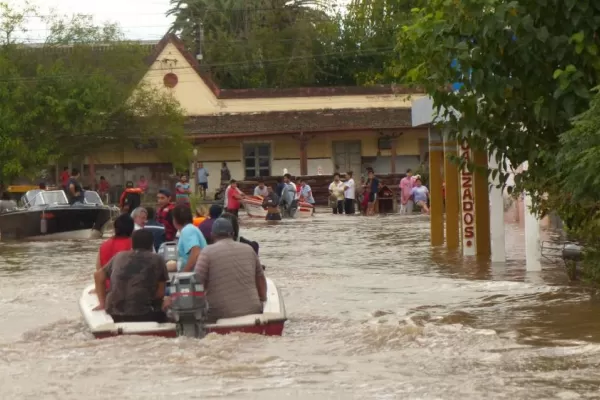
[2,214,600,399]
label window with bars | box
[243,143,271,178]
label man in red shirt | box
[226,180,244,217]
[60,167,70,190]
[156,189,176,241]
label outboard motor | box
[158,241,178,262]
[168,272,209,338]
[562,243,584,280]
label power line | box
[0,46,394,83]
[11,36,316,44]
[23,5,339,19]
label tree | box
[0,3,190,184]
[393,0,600,280]
[167,0,341,88]
[325,0,418,86]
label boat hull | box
[80,277,287,339]
[0,205,112,241]
[242,196,313,219]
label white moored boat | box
[79,274,287,339]
[242,195,314,218]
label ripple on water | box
[1,214,600,398]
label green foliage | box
[0,2,191,183]
[330,0,419,85]
[168,0,340,88]
[393,0,600,281]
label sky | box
[15,0,349,44]
[16,0,175,43]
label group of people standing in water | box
[329,168,431,216]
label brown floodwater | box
[2,213,600,399]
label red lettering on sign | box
[460,140,476,248]
[464,226,475,238]
[461,175,472,188]
[463,212,474,225]
[463,201,473,212]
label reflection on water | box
[1,213,600,399]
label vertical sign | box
[459,139,476,255]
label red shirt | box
[60,171,70,187]
[99,180,109,193]
[98,237,132,289]
[227,188,241,210]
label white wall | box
[272,158,334,177]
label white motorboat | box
[79,273,287,339]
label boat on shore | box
[79,273,287,339]
[242,195,314,218]
[0,189,116,241]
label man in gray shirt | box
[196,162,209,198]
[194,218,267,322]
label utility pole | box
[194,20,204,62]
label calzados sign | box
[459,140,476,255]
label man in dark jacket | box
[145,208,166,252]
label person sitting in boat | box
[119,181,142,214]
[193,218,267,322]
[253,179,269,197]
[219,212,260,254]
[93,229,169,323]
[144,208,166,252]
[156,189,176,241]
[131,207,147,230]
[261,186,281,221]
[173,204,207,272]
[193,205,208,227]
[198,204,223,244]
[95,214,135,291]
[67,168,85,205]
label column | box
[390,137,397,174]
[522,161,542,271]
[473,149,491,257]
[429,127,444,246]
[294,133,309,176]
[488,150,506,262]
[444,136,460,250]
[390,137,398,212]
[458,139,476,256]
[190,160,197,195]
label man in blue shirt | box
[196,162,209,198]
[172,204,207,272]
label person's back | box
[196,239,263,321]
[96,230,169,323]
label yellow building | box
[88,34,428,193]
